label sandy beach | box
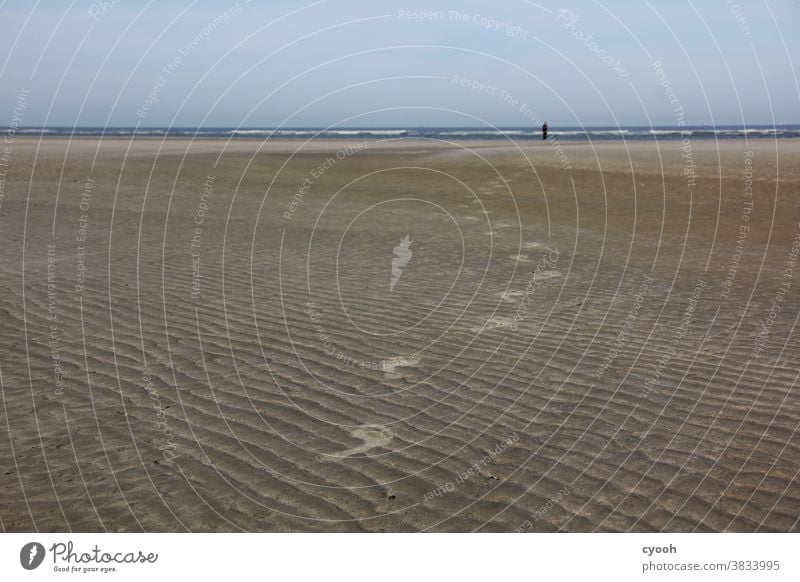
[1,136,799,532]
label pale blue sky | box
[1,0,798,127]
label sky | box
[0,0,798,127]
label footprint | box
[533,270,561,280]
[381,355,420,380]
[496,290,524,303]
[319,425,394,461]
[472,316,516,333]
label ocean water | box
[6,125,800,141]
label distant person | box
[542,122,548,141]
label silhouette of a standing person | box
[542,122,548,141]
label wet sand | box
[1,136,799,532]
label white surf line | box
[533,270,562,281]
[319,425,394,461]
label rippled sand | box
[1,137,799,532]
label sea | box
[6,125,800,141]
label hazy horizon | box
[1,0,799,127]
